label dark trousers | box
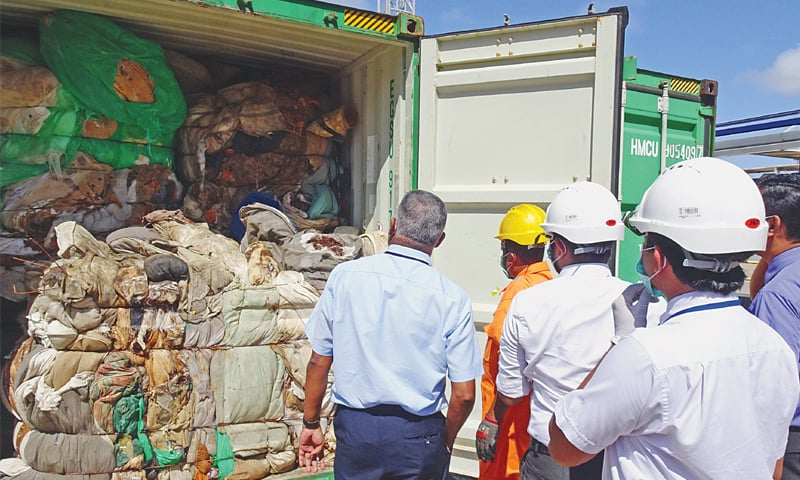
[333,404,450,479]
[569,450,603,480]
[784,429,800,480]
[520,438,604,480]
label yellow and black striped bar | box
[344,8,396,34]
[669,77,701,96]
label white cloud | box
[741,44,800,96]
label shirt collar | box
[660,290,738,325]
[557,263,612,278]
[765,245,800,284]
[386,244,432,265]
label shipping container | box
[0,1,716,478]
[617,56,718,282]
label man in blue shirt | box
[298,189,483,479]
[750,173,800,480]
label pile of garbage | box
[176,79,357,237]
[0,208,363,480]
[0,10,186,249]
[1,10,372,478]
[1,9,358,251]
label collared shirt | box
[305,244,482,416]
[496,263,629,444]
[556,291,799,480]
[750,246,800,428]
[481,261,552,480]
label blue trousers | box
[333,404,450,479]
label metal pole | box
[658,82,669,173]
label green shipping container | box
[617,56,718,282]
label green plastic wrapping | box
[213,428,236,480]
[39,10,187,140]
[0,134,174,187]
[154,448,183,467]
[0,162,53,188]
[137,396,154,463]
[0,36,46,66]
[0,106,175,145]
[113,394,141,435]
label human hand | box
[626,283,659,328]
[298,425,326,472]
[612,283,657,342]
[476,416,499,462]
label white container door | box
[418,10,627,476]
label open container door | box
[617,57,718,283]
[418,8,628,475]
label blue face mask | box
[635,257,664,298]
[500,253,513,279]
[544,240,564,275]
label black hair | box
[503,240,545,264]
[553,234,613,265]
[645,233,751,295]
[755,173,800,242]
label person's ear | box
[389,218,397,236]
[770,215,783,233]
[553,237,566,257]
[653,245,669,272]
[434,231,446,248]
[505,252,518,268]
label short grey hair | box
[396,190,447,246]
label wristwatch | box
[303,418,321,429]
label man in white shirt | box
[476,181,630,480]
[548,157,799,480]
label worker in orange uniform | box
[480,204,553,479]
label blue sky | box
[413,0,800,123]
[341,0,800,168]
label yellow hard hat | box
[496,204,548,246]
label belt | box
[531,438,551,456]
[339,404,442,420]
[790,426,800,433]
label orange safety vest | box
[480,262,553,480]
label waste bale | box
[0,216,340,480]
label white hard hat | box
[540,181,624,244]
[627,157,767,254]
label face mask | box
[636,256,664,298]
[499,253,513,279]
[544,240,564,276]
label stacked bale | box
[0,11,186,335]
[0,10,186,247]
[0,10,185,187]
[1,211,342,480]
[176,78,357,237]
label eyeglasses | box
[622,209,644,236]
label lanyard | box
[385,250,430,266]
[664,299,741,323]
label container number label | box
[629,138,703,161]
[388,79,396,219]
